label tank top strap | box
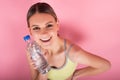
[64,39,73,57]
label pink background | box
[0,0,120,80]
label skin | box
[26,12,111,80]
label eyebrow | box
[31,25,39,27]
[45,21,54,25]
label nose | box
[40,29,48,35]
[39,29,49,38]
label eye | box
[32,27,40,30]
[46,24,53,28]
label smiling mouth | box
[40,37,52,42]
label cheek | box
[32,34,40,41]
[30,30,40,37]
[49,30,57,36]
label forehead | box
[29,13,55,24]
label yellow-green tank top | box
[48,40,77,80]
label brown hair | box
[27,2,57,27]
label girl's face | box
[29,13,59,47]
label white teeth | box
[41,38,49,41]
[40,37,51,41]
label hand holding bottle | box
[24,35,51,74]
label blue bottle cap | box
[23,35,30,41]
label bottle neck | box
[26,39,31,44]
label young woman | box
[26,2,111,80]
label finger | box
[30,61,38,67]
[31,62,39,70]
[33,66,38,70]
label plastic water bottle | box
[23,35,51,74]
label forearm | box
[31,71,48,80]
[30,69,39,80]
[73,66,109,79]
[26,52,40,80]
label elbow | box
[99,60,111,72]
[104,60,111,71]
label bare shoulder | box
[65,39,81,63]
[66,39,111,69]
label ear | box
[56,20,60,31]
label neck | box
[47,37,64,55]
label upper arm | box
[69,45,111,69]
